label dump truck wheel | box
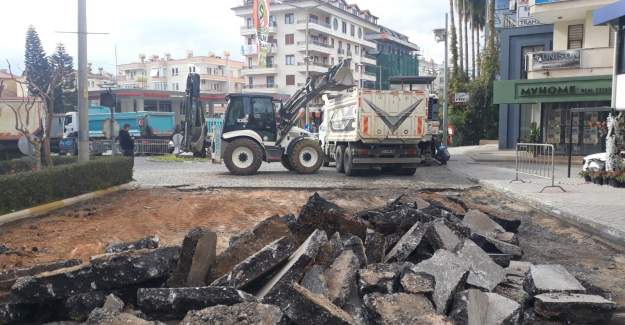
[281,156,294,171]
[289,139,323,174]
[335,145,345,173]
[344,146,356,176]
[223,138,262,175]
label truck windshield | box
[64,115,72,126]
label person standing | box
[118,124,134,157]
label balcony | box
[240,23,277,36]
[242,84,279,94]
[297,40,334,55]
[532,0,615,24]
[361,54,377,65]
[297,61,332,74]
[242,44,277,56]
[527,48,614,79]
[241,64,279,76]
[296,19,332,33]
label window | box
[358,27,362,39]
[285,13,294,24]
[266,56,274,67]
[285,34,295,45]
[246,17,253,28]
[331,38,335,47]
[286,75,295,86]
[355,45,359,55]
[171,67,179,76]
[285,55,295,65]
[248,76,253,87]
[159,101,172,112]
[266,76,275,88]
[269,15,276,27]
[248,37,255,45]
[173,83,179,91]
[188,66,196,73]
[350,24,355,37]
[567,24,584,49]
[342,21,347,34]
[144,100,158,112]
[309,14,318,24]
[333,18,339,30]
[325,17,331,25]
[248,58,253,68]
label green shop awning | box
[494,75,612,104]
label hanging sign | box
[253,0,271,68]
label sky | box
[0,0,448,74]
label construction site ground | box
[1,186,624,311]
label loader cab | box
[224,94,278,142]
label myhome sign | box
[516,79,612,99]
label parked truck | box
[319,89,434,176]
[59,106,176,155]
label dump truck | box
[319,89,434,176]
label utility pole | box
[77,0,89,162]
[611,23,621,108]
[305,8,310,128]
[443,13,449,146]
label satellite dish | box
[172,133,184,154]
[102,119,120,139]
[18,136,35,156]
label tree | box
[49,43,76,113]
[457,0,465,74]
[464,0,470,76]
[449,0,460,89]
[24,26,50,97]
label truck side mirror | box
[101,93,116,108]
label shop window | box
[567,24,584,49]
[286,75,295,86]
[159,101,172,112]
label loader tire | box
[223,138,262,176]
[281,156,294,171]
[335,145,346,173]
[289,139,323,174]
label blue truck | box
[59,106,176,155]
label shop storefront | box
[494,75,613,155]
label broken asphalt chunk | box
[0,259,82,291]
[426,220,462,252]
[316,232,344,267]
[449,289,521,325]
[325,250,360,307]
[180,302,285,325]
[364,292,449,325]
[343,234,368,268]
[301,265,329,297]
[64,291,107,321]
[456,240,505,291]
[185,230,217,287]
[166,228,214,287]
[523,264,586,295]
[137,286,255,319]
[297,193,368,241]
[211,236,294,289]
[364,229,386,265]
[383,222,428,263]
[400,267,435,294]
[282,283,356,325]
[462,210,506,238]
[534,292,616,324]
[470,233,522,259]
[358,263,400,295]
[105,235,159,254]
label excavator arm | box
[277,59,354,142]
[181,73,207,156]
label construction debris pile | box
[0,193,617,324]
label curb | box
[0,183,136,227]
[478,180,625,251]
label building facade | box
[495,0,616,155]
[365,26,419,90]
[116,52,245,94]
[594,0,625,110]
[232,0,379,103]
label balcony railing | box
[297,62,331,68]
[296,40,333,49]
[243,64,278,70]
[242,84,278,89]
[526,48,614,78]
[296,19,332,29]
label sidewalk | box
[448,145,625,249]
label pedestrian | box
[119,124,134,157]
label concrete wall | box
[498,25,554,150]
[552,12,611,51]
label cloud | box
[0,0,448,73]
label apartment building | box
[232,0,379,103]
[116,52,245,94]
[495,0,617,155]
[365,26,420,90]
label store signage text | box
[532,50,580,70]
[519,85,612,97]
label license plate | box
[381,149,394,154]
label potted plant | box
[605,172,617,187]
[615,172,625,188]
[579,170,592,183]
[591,171,604,185]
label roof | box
[389,76,436,85]
[593,0,625,25]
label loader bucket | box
[327,59,354,91]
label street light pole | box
[443,13,449,146]
[77,0,89,162]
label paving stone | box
[105,235,159,254]
[400,268,435,294]
[137,286,256,319]
[167,228,214,287]
[179,302,284,325]
[186,230,217,287]
[102,294,124,313]
[462,210,506,238]
[316,232,344,267]
[257,229,327,308]
[426,220,462,252]
[410,249,470,314]
[85,308,161,325]
[364,229,386,264]
[358,263,400,295]
[283,283,355,325]
[449,289,521,325]
[364,293,449,325]
[301,265,329,297]
[297,193,368,241]
[325,250,360,307]
[534,293,616,324]
[211,237,294,289]
[456,240,506,291]
[343,235,367,267]
[384,222,428,263]
[64,291,107,321]
[210,215,295,283]
[523,264,585,295]
[470,233,523,259]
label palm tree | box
[449,0,460,78]
[464,1,470,77]
[469,0,486,78]
[457,0,465,74]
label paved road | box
[133,157,476,190]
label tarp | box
[593,0,625,26]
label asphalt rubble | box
[0,192,618,325]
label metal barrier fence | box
[91,139,170,156]
[512,143,566,193]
